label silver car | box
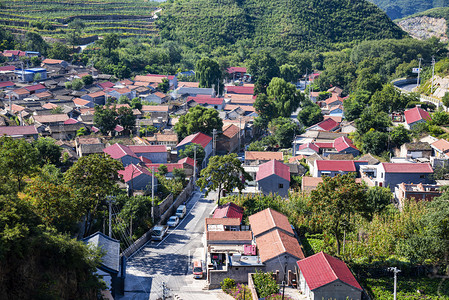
[167,216,179,227]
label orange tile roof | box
[206,231,252,241]
[256,229,305,262]
[11,104,25,112]
[13,88,30,95]
[34,91,52,99]
[245,151,283,161]
[33,114,69,123]
[73,98,91,106]
[178,81,199,88]
[141,105,169,112]
[289,155,305,163]
[134,75,163,83]
[432,139,449,153]
[42,102,58,109]
[249,208,294,237]
[222,124,240,139]
[205,218,241,226]
[87,91,105,98]
[224,104,256,112]
[42,58,64,64]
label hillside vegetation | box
[368,0,449,20]
[0,0,159,39]
[158,0,406,52]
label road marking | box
[156,192,202,247]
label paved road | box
[118,189,228,300]
[395,82,418,92]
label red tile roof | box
[404,107,431,125]
[226,86,254,95]
[245,151,283,161]
[222,124,240,139]
[144,163,184,173]
[187,95,224,105]
[313,118,339,131]
[87,91,105,98]
[256,160,290,182]
[249,208,294,237]
[296,252,362,291]
[24,84,46,92]
[227,67,247,74]
[177,132,212,148]
[0,125,37,136]
[256,229,304,262]
[64,118,79,125]
[0,66,16,71]
[0,81,15,88]
[316,160,356,172]
[178,156,196,167]
[128,145,167,154]
[381,162,433,173]
[118,164,153,182]
[314,142,334,149]
[98,81,114,90]
[297,143,319,153]
[12,88,30,95]
[333,136,358,152]
[213,202,244,223]
[103,143,138,159]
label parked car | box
[151,225,168,241]
[193,260,203,279]
[176,205,186,219]
[167,216,179,227]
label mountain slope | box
[368,0,449,20]
[397,7,449,41]
[157,0,406,52]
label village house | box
[118,163,157,192]
[244,151,283,166]
[431,139,449,158]
[176,132,213,165]
[0,125,38,139]
[187,95,225,110]
[81,91,106,105]
[255,160,290,197]
[213,202,244,223]
[398,142,432,159]
[103,143,141,167]
[360,162,434,190]
[128,145,168,163]
[145,132,178,147]
[404,106,431,129]
[216,124,240,154]
[296,252,362,300]
[395,183,442,209]
[75,137,105,157]
[307,118,340,132]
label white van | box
[176,205,186,219]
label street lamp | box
[388,267,401,300]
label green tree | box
[280,64,299,83]
[252,271,279,298]
[178,143,205,166]
[174,106,223,140]
[442,92,449,108]
[158,78,170,93]
[71,78,84,90]
[342,90,371,121]
[196,57,223,95]
[33,137,62,166]
[117,106,136,135]
[0,137,39,192]
[94,105,118,135]
[248,51,279,94]
[297,100,323,127]
[47,42,71,61]
[430,109,449,126]
[66,19,85,50]
[118,95,130,104]
[361,129,389,155]
[197,154,251,205]
[362,186,392,221]
[63,154,123,237]
[355,106,392,134]
[308,174,366,255]
[24,31,49,55]
[254,94,278,128]
[266,77,302,117]
[81,74,93,85]
[268,117,301,148]
[158,164,169,176]
[116,195,152,238]
[370,84,413,113]
[102,33,120,57]
[389,124,411,148]
[131,97,143,110]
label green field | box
[0,0,160,39]
[363,277,449,299]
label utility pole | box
[431,56,436,95]
[107,196,115,238]
[417,57,423,87]
[238,117,242,153]
[388,267,401,300]
[213,128,217,156]
[151,166,155,223]
[193,145,197,183]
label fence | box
[121,180,194,258]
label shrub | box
[252,271,279,298]
[220,278,236,292]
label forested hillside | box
[157,0,406,53]
[368,0,449,20]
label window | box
[279,184,284,189]
[420,175,426,179]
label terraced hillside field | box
[0,0,160,40]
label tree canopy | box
[174,105,223,140]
